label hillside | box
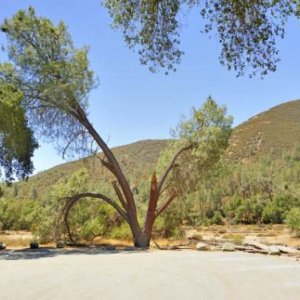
[9,139,169,199]
[6,99,300,198]
[227,99,300,161]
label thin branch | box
[62,129,86,159]
[157,143,194,194]
[97,155,115,175]
[112,181,128,211]
[65,192,128,221]
[155,192,177,218]
[159,182,171,196]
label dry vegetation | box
[227,99,300,161]
[186,224,300,248]
[0,231,33,248]
[2,225,299,251]
[5,139,169,199]
[8,100,300,200]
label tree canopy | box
[157,97,233,195]
[0,83,38,182]
[104,0,298,76]
[0,7,95,158]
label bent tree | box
[0,8,232,247]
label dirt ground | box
[0,249,299,300]
[184,224,300,248]
[1,224,299,249]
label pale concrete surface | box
[0,250,300,300]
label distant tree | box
[104,0,297,76]
[0,82,38,182]
[157,97,232,195]
[0,8,232,247]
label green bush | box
[262,202,284,223]
[285,208,300,234]
[109,223,132,240]
[211,210,224,225]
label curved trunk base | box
[133,232,150,249]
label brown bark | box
[73,105,143,236]
[144,173,159,238]
[63,104,195,248]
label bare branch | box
[155,192,177,218]
[97,155,115,175]
[112,181,128,211]
[157,143,194,194]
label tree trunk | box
[133,229,151,248]
[70,105,188,249]
[144,173,159,238]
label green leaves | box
[0,83,38,182]
[0,7,95,158]
[173,97,232,160]
[157,97,233,194]
[104,0,184,74]
[104,0,296,76]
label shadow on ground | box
[0,246,148,261]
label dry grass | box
[0,231,33,248]
[150,238,189,249]
[2,225,300,250]
[222,233,245,245]
[93,237,133,248]
[186,224,300,247]
[227,99,300,161]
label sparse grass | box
[150,238,188,249]
[189,233,203,241]
[0,236,32,248]
[217,228,227,234]
[93,237,133,248]
[186,224,299,247]
[223,233,245,245]
[227,99,300,161]
[257,232,278,237]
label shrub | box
[262,202,284,223]
[211,210,224,225]
[285,208,300,235]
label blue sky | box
[1,0,300,173]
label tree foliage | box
[0,83,38,182]
[157,97,233,195]
[0,7,95,158]
[172,144,300,226]
[285,208,300,234]
[104,0,297,76]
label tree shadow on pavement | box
[0,246,148,261]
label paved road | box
[0,250,299,299]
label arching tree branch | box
[157,143,194,194]
[62,192,129,244]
